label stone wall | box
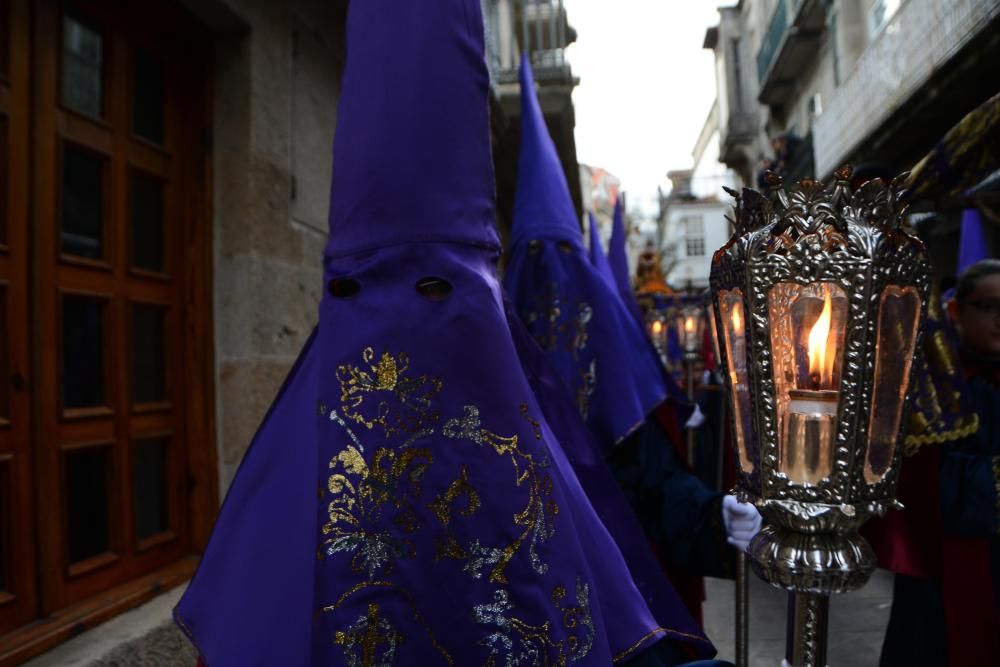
[187,0,347,491]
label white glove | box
[684,404,705,429]
[722,495,762,552]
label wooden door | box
[0,0,38,636]
[31,0,210,614]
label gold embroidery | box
[322,581,454,665]
[610,625,713,663]
[338,347,443,438]
[577,359,596,421]
[443,405,558,583]
[333,603,403,667]
[428,466,481,527]
[320,347,599,665]
[525,283,565,352]
[523,285,597,421]
[611,628,667,663]
[321,442,433,577]
[520,403,543,440]
[903,413,980,455]
[572,303,593,358]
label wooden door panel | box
[34,0,206,613]
[0,0,214,651]
[0,0,37,637]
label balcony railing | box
[755,0,826,104]
[757,0,791,85]
[483,0,574,85]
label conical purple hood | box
[176,2,715,663]
[608,196,648,326]
[608,196,632,296]
[326,0,498,256]
[588,212,615,285]
[958,208,988,273]
[510,54,582,249]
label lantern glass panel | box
[675,306,705,353]
[719,289,754,474]
[647,315,668,364]
[708,304,721,366]
[865,285,921,484]
[768,282,848,485]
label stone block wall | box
[190,0,347,491]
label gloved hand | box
[722,495,762,552]
[684,404,705,429]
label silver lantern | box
[710,168,930,666]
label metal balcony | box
[483,0,576,86]
[756,0,827,105]
[720,111,759,172]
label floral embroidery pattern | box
[321,435,433,578]
[474,579,594,666]
[524,285,597,421]
[442,405,558,583]
[338,348,443,439]
[319,347,587,665]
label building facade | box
[706,0,999,182]
[1,0,582,664]
[579,163,621,253]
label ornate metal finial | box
[724,166,913,244]
[832,165,853,182]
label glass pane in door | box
[65,445,111,563]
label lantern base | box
[747,524,876,595]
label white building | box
[658,102,740,289]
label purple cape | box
[175,0,711,664]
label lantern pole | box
[684,348,697,464]
[789,592,829,666]
[735,553,750,667]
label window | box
[681,216,706,257]
[686,238,706,257]
[0,0,215,660]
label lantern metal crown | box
[710,167,931,595]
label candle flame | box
[651,320,663,335]
[731,302,742,331]
[808,291,833,386]
[685,316,695,333]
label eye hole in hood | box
[415,277,453,301]
[327,278,361,299]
